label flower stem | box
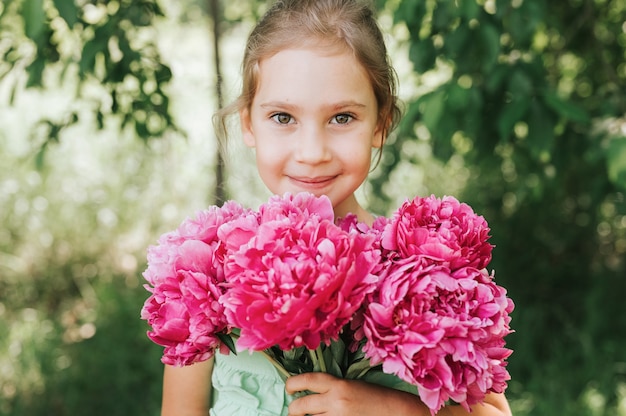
[259,350,292,380]
[309,348,319,370]
[315,345,327,373]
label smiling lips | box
[288,175,338,190]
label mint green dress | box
[210,351,292,416]
[209,350,417,416]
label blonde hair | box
[215,0,401,148]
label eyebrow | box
[259,101,368,111]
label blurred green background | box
[1,0,625,415]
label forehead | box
[253,46,374,105]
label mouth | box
[287,175,338,190]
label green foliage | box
[0,111,220,415]
[0,0,177,155]
[1,282,163,416]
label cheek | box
[255,146,284,172]
[337,140,373,167]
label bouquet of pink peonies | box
[141,193,514,414]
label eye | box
[331,113,354,125]
[271,113,294,125]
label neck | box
[334,194,374,226]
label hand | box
[285,372,428,416]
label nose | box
[294,124,331,164]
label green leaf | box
[432,1,456,33]
[135,120,150,139]
[156,64,173,83]
[409,39,437,73]
[280,357,312,374]
[459,0,480,19]
[420,90,446,133]
[607,137,626,190]
[447,83,470,111]
[395,0,426,33]
[283,346,305,361]
[322,346,343,378]
[22,0,46,40]
[543,91,590,124]
[35,141,48,170]
[346,358,374,379]
[509,69,534,97]
[26,55,46,87]
[397,99,422,139]
[527,99,555,159]
[462,87,483,137]
[80,38,103,78]
[445,25,470,57]
[216,333,237,355]
[479,22,500,72]
[53,0,78,27]
[497,98,529,141]
[484,64,509,94]
[508,2,543,48]
[329,338,346,368]
[362,370,419,395]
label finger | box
[285,372,336,395]
[288,391,327,416]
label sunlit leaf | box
[420,90,446,133]
[395,0,426,32]
[35,141,48,170]
[26,55,45,87]
[80,36,107,78]
[52,0,78,27]
[21,0,45,40]
[607,137,626,190]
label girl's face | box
[240,46,383,219]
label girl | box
[162,1,513,415]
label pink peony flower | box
[217,192,335,252]
[220,193,381,352]
[141,201,248,366]
[360,195,514,414]
[381,195,493,270]
[362,257,514,413]
[336,213,390,352]
[259,192,335,223]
